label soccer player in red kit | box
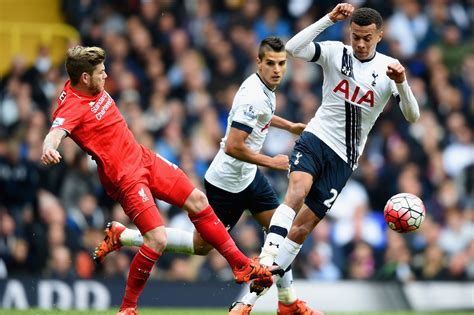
[41,46,273,315]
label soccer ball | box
[384,193,425,233]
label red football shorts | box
[118,151,195,234]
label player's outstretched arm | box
[41,129,67,165]
[285,3,354,61]
[387,62,420,123]
[271,115,306,135]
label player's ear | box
[377,30,383,43]
[256,57,262,70]
[80,72,89,85]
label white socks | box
[119,226,194,255]
[277,268,296,304]
[164,227,194,255]
[241,291,259,305]
[261,204,296,264]
[119,227,144,247]
[240,203,298,308]
[239,269,297,305]
[275,238,302,271]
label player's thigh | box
[248,170,280,229]
[148,153,195,208]
[305,150,352,220]
[289,132,322,177]
[119,182,164,234]
[286,132,323,207]
[204,180,248,231]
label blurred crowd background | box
[0,0,473,285]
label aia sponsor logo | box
[333,79,374,107]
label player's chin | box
[355,52,369,60]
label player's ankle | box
[277,287,297,304]
[259,252,275,266]
[260,243,279,262]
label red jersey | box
[51,80,144,195]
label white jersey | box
[306,41,399,169]
[205,73,275,193]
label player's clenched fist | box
[272,154,289,171]
[41,149,62,165]
[386,63,406,83]
[328,3,354,22]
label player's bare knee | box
[184,189,209,214]
[285,186,307,209]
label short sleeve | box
[231,92,267,131]
[50,101,83,134]
[232,102,259,131]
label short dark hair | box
[351,8,383,30]
[65,46,106,85]
[258,36,285,60]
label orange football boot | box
[277,299,324,315]
[117,307,138,315]
[232,257,273,285]
[93,221,126,263]
[228,302,253,315]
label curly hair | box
[351,8,383,30]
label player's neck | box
[256,73,277,91]
[70,83,98,97]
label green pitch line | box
[0,309,473,315]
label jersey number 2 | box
[323,188,338,208]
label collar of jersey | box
[255,73,276,92]
[354,52,377,63]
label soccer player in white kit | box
[245,3,420,314]
[93,37,315,314]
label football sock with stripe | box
[121,244,160,309]
[189,205,248,268]
[260,204,296,265]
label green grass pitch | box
[0,309,472,315]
